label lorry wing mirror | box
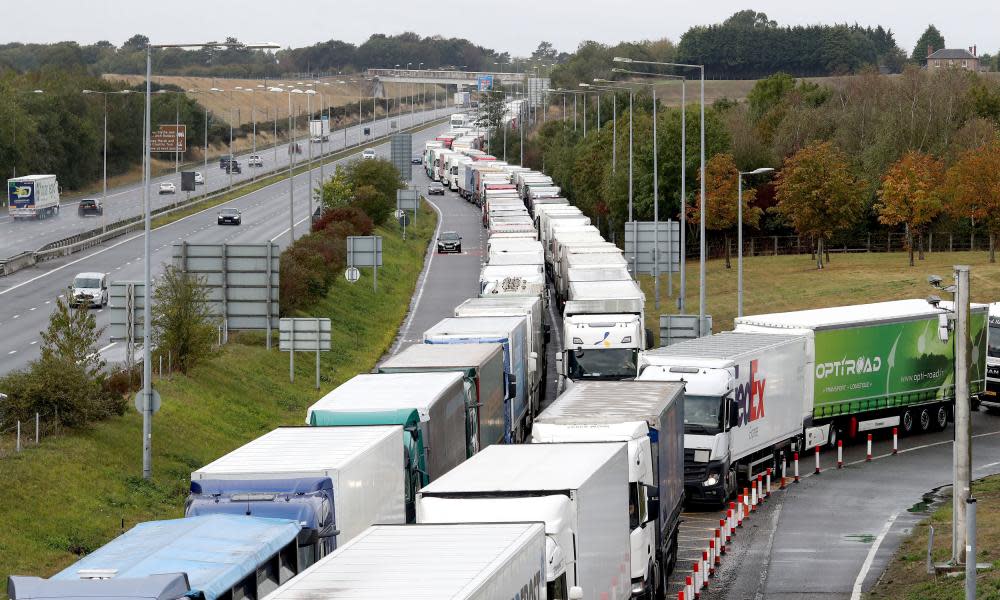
[644,484,659,524]
[645,328,655,350]
[544,324,552,344]
[569,587,584,600]
[506,375,518,399]
[728,398,740,429]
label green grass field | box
[0,204,436,583]
[637,250,1000,344]
[868,475,1000,599]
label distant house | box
[926,46,980,71]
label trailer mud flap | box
[804,425,829,448]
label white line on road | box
[98,342,117,354]
[753,502,784,600]
[850,512,898,600]
[7,350,15,355]
[29,340,36,345]
[391,193,444,356]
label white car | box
[248,155,263,167]
[159,182,176,194]
[194,172,205,185]
[361,149,377,160]
[70,272,108,308]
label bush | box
[352,184,392,226]
[0,357,125,429]
[312,205,374,235]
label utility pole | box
[953,264,972,565]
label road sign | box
[477,74,494,91]
[347,236,383,292]
[398,213,410,227]
[659,314,713,346]
[180,171,196,192]
[393,209,405,220]
[151,124,187,153]
[345,267,360,282]
[279,318,332,389]
[133,389,161,414]
[624,220,681,275]
[396,188,420,212]
[390,133,413,180]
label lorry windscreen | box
[990,322,1000,358]
[567,348,637,380]
[684,395,723,435]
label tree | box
[531,41,558,62]
[912,25,945,65]
[40,295,105,380]
[690,153,762,268]
[318,165,354,211]
[942,141,1000,262]
[343,157,403,209]
[773,141,864,269]
[351,184,392,226]
[875,151,944,266]
[152,266,219,373]
[476,87,508,133]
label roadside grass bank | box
[0,203,436,586]
[868,475,1000,599]
[636,251,1000,344]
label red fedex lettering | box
[749,359,765,421]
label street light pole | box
[737,167,774,317]
[615,57,705,328]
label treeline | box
[676,10,907,78]
[0,32,503,79]
[527,67,1000,264]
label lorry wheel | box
[933,405,949,431]
[900,409,915,436]
[918,408,932,433]
[827,424,838,447]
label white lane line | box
[752,503,784,600]
[12,314,19,319]
[268,213,313,243]
[850,511,898,600]
[7,350,16,355]
[390,194,445,356]
[98,342,117,354]
[29,340,37,345]
[29,307,36,311]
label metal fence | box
[699,231,994,259]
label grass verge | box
[0,203,436,584]
[868,475,1000,599]
[636,251,1000,345]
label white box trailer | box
[480,264,546,301]
[418,443,631,600]
[265,523,546,600]
[532,381,686,597]
[488,250,544,267]
[305,373,471,482]
[8,174,60,219]
[189,425,404,559]
[550,227,604,269]
[487,238,544,264]
[455,296,548,414]
[986,303,1000,409]
[557,243,625,300]
[528,195,570,216]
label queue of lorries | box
[10,114,1000,600]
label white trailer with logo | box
[8,174,59,219]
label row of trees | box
[529,68,1000,269]
[0,33,504,78]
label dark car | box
[428,182,445,195]
[225,161,242,175]
[437,231,462,254]
[411,156,422,164]
[78,198,103,216]
[217,207,242,225]
[219,155,234,169]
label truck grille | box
[684,449,707,481]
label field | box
[104,74,447,127]
[869,475,1000,599]
[0,203,436,584]
[635,250,1000,344]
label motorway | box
[0,105,456,258]
[0,114,455,374]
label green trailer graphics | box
[813,312,987,418]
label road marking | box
[7,350,15,355]
[390,193,445,356]
[850,512,898,600]
[98,342,117,354]
[12,314,19,319]
[29,340,37,345]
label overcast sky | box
[8,1,999,58]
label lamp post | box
[140,40,278,480]
[586,81,633,266]
[612,68,687,312]
[305,87,316,224]
[737,168,773,317]
[82,89,132,234]
[616,56,706,332]
[271,85,305,243]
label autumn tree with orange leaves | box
[773,141,864,269]
[875,150,944,266]
[943,141,1000,262]
[690,153,762,268]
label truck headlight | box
[703,471,720,487]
